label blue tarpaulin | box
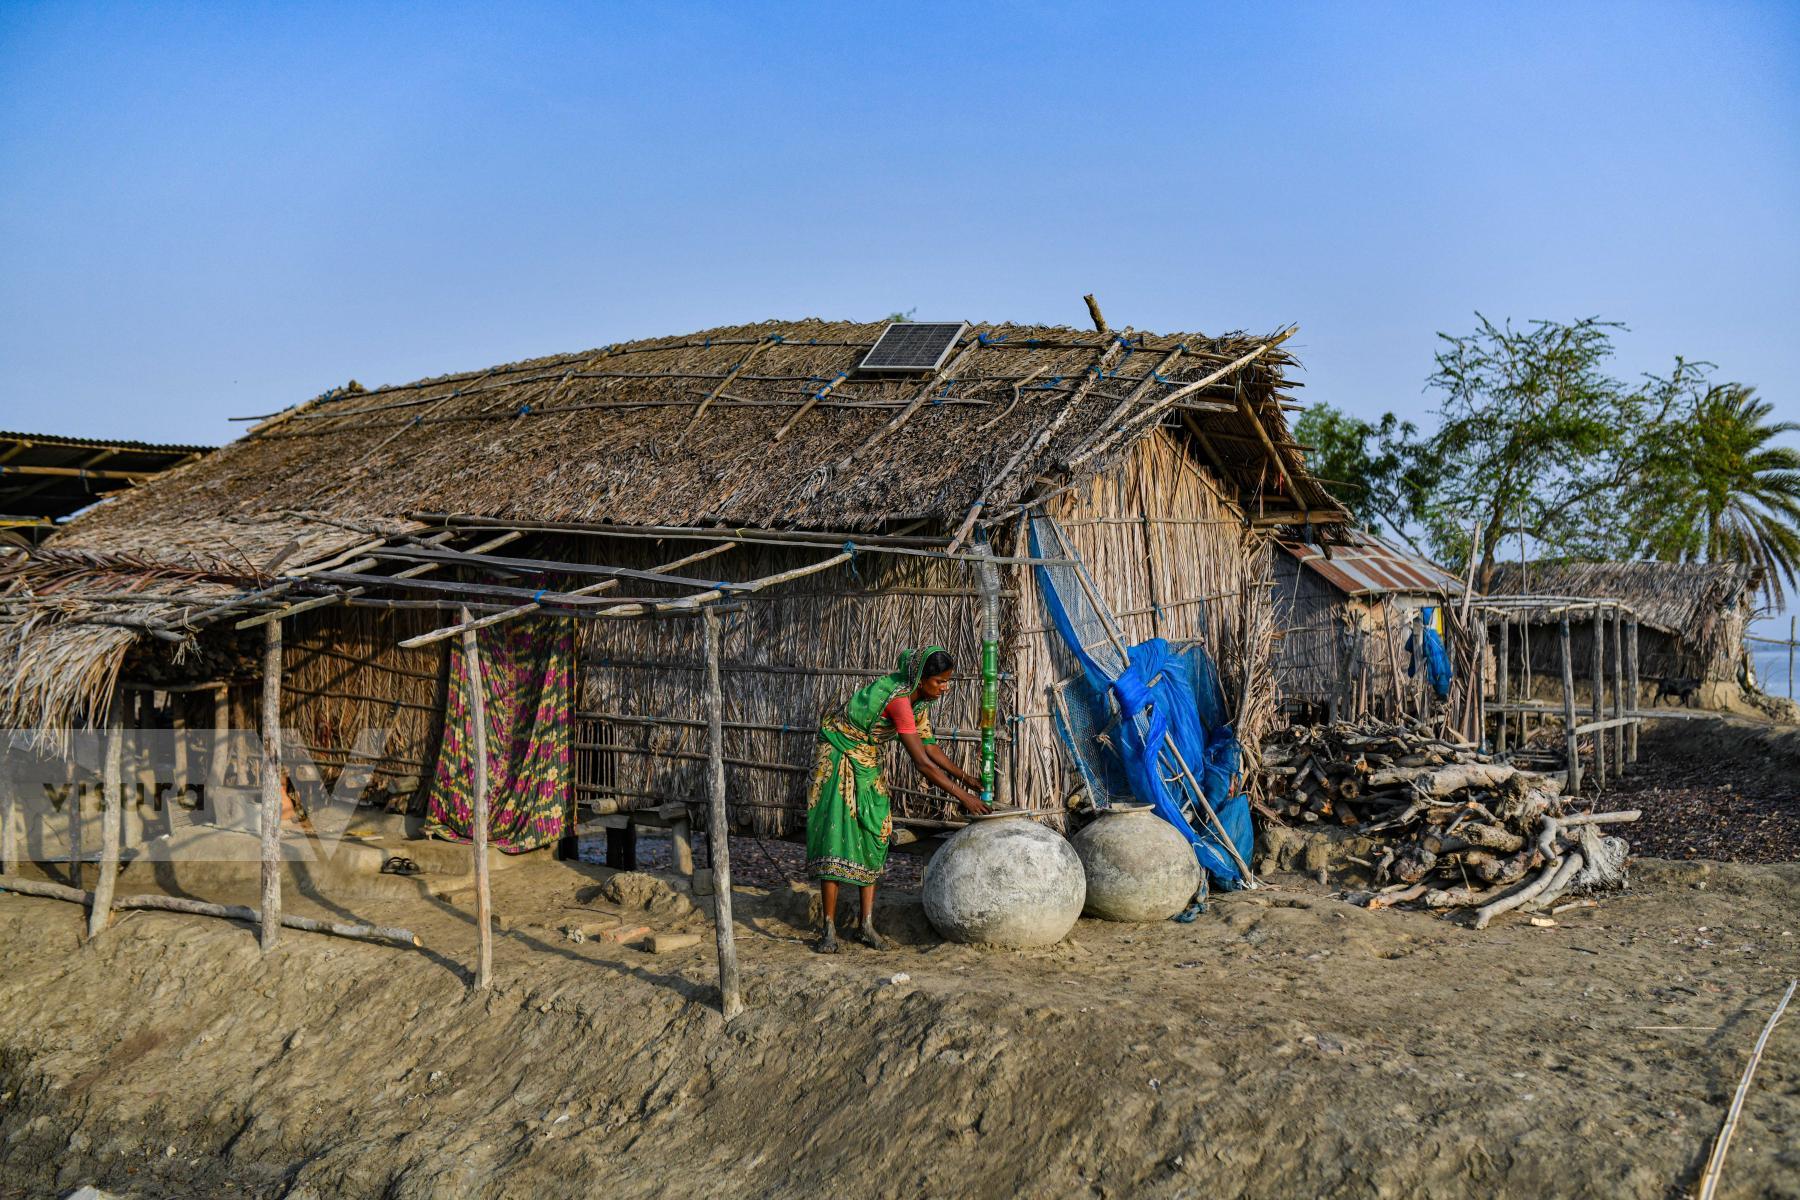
[1032,522,1252,888]
[1410,605,1453,699]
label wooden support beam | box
[0,464,153,482]
[399,541,737,650]
[1496,616,1510,753]
[1560,616,1580,794]
[1084,293,1109,333]
[703,606,743,1019]
[235,530,518,630]
[1620,611,1634,770]
[772,368,854,443]
[463,609,493,990]
[88,699,123,938]
[832,337,984,472]
[1591,608,1606,788]
[259,620,282,951]
[1626,618,1641,763]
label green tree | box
[1420,315,1685,584]
[1293,404,1435,552]
[1632,382,1800,605]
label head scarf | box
[844,644,950,731]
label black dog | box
[1655,676,1701,707]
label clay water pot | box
[1071,804,1201,922]
[921,810,1085,947]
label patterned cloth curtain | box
[423,616,574,853]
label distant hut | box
[1485,560,1762,709]
[0,431,210,547]
[1269,531,1465,722]
[0,316,1346,860]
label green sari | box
[805,646,943,886]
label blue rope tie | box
[842,540,861,584]
[532,589,548,602]
[518,403,531,416]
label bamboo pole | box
[1695,978,1799,1200]
[1560,616,1580,794]
[1591,607,1606,788]
[0,875,421,945]
[259,620,283,951]
[1610,608,1625,773]
[678,339,770,445]
[398,541,738,649]
[703,607,743,1019]
[1496,616,1510,753]
[1627,617,1640,763]
[88,698,123,938]
[833,337,983,471]
[460,609,493,989]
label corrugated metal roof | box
[1276,531,1464,598]
[0,431,214,532]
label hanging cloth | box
[424,616,575,853]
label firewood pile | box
[1261,715,1638,926]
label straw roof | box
[1485,560,1760,637]
[54,317,1337,559]
[2,315,1346,733]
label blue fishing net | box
[1031,516,1252,888]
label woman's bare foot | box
[816,920,840,954]
[857,921,888,950]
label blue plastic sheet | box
[1032,523,1252,888]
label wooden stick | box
[703,607,743,1019]
[259,620,283,951]
[1626,617,1640,763]
[1066,335,1291,475]
[833,337,983,472]
[1610,608,1625,771]
[88,698,124,938]
[0,875,421,946]
[1560,616,1580,794]
[1695,978,1799,1200]
[677,339,770,445]
[772,368,852,442]
[1591,607,1606,787]
[1084,293,1109,333]
[462,609,493,990]
[1559,809,1641,826]
[399,542,738,649]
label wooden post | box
[1496,616,1510,754]
[88,698,124,938]
[0,737,14,876]
[1789,616,1795,702]
[703,607,742,1020]
[461,610,493,990]
[1627,617,1641,763]
[1382,600,1404,719]
[259,620,283,951]
[1598,611,1612,788]
[1620,611,1634,770]
[1560,616,1580,793]
[208,683,230,815]
[68,753,82,889]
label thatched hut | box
[1485,560,1762,708]
[0,315,1346,857]
[1269,531,1464,721]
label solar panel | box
[858,322,967,372]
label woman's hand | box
[960,793,991,817]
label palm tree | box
[1635,384,1800,605]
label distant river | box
[1749,609,1794,698]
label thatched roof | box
[54,317,1338,559]
[2,315,1346,733]
[1485,560,1760,637]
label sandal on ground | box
[380,856,422,876]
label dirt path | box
[1,852,1797,1200]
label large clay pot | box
[921,811,1085,947]
[1072,805,1201,922]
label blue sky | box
[3,1,1795,447]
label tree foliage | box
[1630,383,1800,606]
[1305,314,1797,605]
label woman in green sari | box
[806,645,987,952]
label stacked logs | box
[1261,715,1637,926]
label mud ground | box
[1,843,1797,1199]
[1608,715,1800,864]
